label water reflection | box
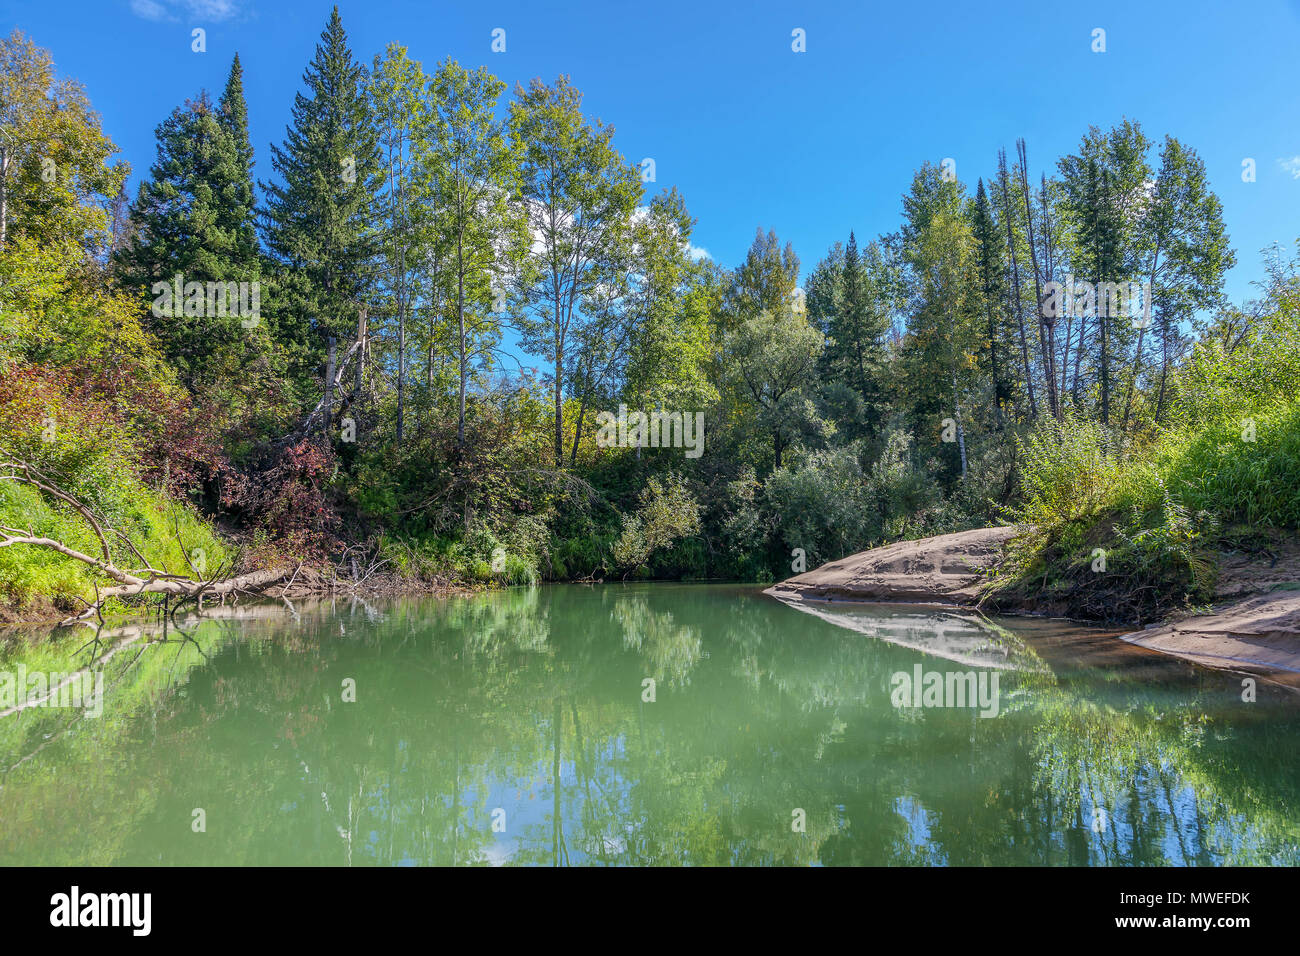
[1,585,1297,866]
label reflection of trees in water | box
[1,587,1298,865]
[608,591,702,687]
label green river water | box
[1,583,1297,865]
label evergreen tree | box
[823,231,889,436]
[114,89,260,390]
[972,179,1013,423]
[261,6,381,388]
[218,53,259,275]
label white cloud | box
[129,0,169,20]
[687,244,711,262]
[1279,156,1300,180]
[130,0,242,22]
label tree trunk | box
[324,337,337,434]
[456,226,467,446]
[0,145,8,249]
[553,332,564,469]
[1121,248,1159,431]
[952,369,968,479]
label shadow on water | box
[1,584,1297,866]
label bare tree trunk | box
[1037,173,1064,420]
[397,302,406,443]
[354,306,367,397]
[324,337,337,434]
[952,369,968,479]
[456,226,467,446]
[0,145,8,249]
[1121,247,1160,431]
[1155,320,1172,424]
[553,323,564,469]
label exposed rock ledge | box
[764,526,1300,685]
[763,526,1017,606]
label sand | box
[764,526,1300,684]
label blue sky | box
[4,0,1299,304]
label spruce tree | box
[824,231,888,436]
[114,88,259,389]
[972,179,1012,422]
[218,53,259,275]
[261,6,381,388]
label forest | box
[2,8,1298,625]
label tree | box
[370,43,432,444]
[1059,119,1153,425]
[425,58,527,446]
[972,179,1012,424]
[114,86,262,391]
[724,227,800,329]
[997,148,1037,418]
[722,306,824,469]
[218,54,258,275]
[0,29,126,254]
[822,231,890,436]
[1132,136,1234,425]
[1016,139,1060,419]
[621,201,721,424]
[898,165,980,481]
[508,75,641,469]
[262,6,381,393]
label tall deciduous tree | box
[724,227,800,329]
[370,43,431,443]
[722,305,824,469]
[1132,136,1234,425]
[0,29,126,254]
[508,75,641,469]
[426,58,527,446]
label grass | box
[0,477,231,618]
[990,398,1300,624]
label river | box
[1,583,1296,865]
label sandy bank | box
[1120,591,1300,686]
[764,526,1300,685]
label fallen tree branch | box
[0,453,292,626]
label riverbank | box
[0,559,470,628]
[764,526,1300,685]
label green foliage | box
[0,469,230,614]
[613,474,701,573]
[261,6,382,380]
[1,18,1294,622]
[764,444,871,566]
